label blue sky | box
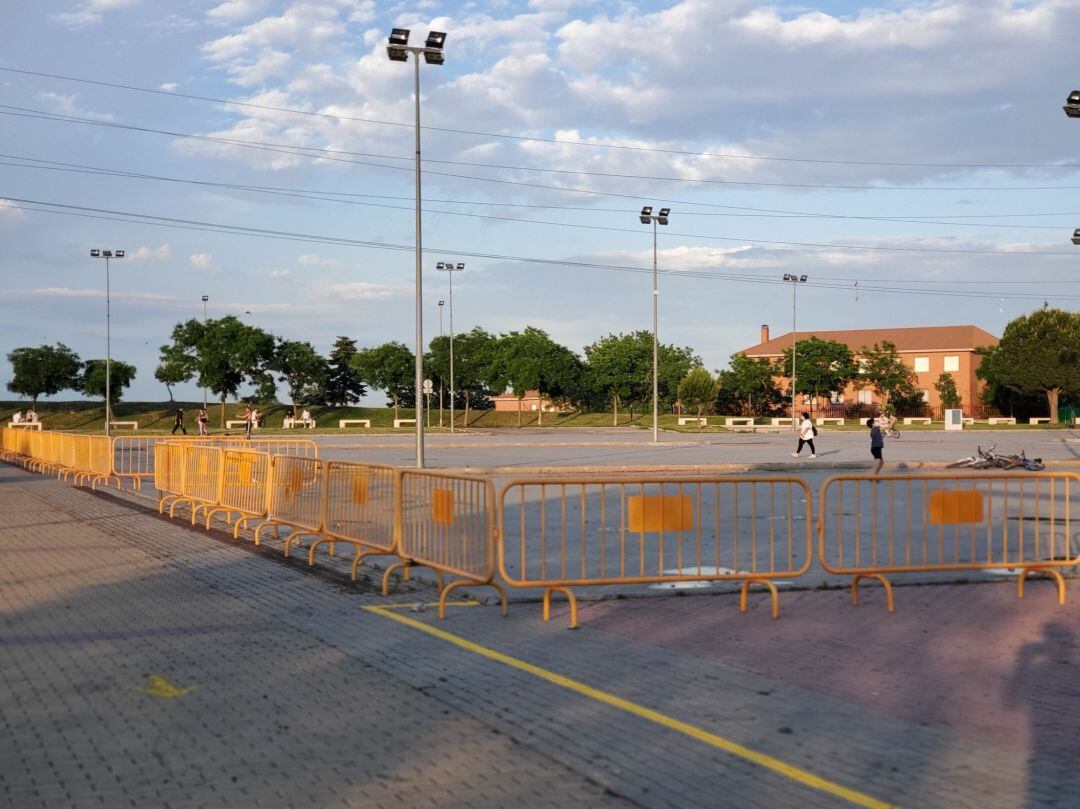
[3,0,1080,403]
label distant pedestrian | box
[197,408,208,436]
[242,405,253,439]
[868,417,884,474]
[790,411,817,459]
[171,407,187,435]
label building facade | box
[739,324,999,415]
[489,389,568,413]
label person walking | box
[790,411,817,459]
[171,407,187,435]
[867,417,884,474]
[242,405,253,439]
[197,407,208,436]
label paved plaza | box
[3,458,1080,808]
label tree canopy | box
[857,341,919,407]
[716,354,784,416]
[781,337,858,404]
[492,327,582,425]
[6,343,83,405]
[352,341,415,418]
[273,339,329,409]
[81,359,137,405]
[677,367,717,416]
[322,336,366,406]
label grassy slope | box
[1,400,1068,434]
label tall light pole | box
[437,299,445,428]
[783,274,808,427]
[90,248,124,436]
[436,261,464,433]
[201,294,209,411]
[387,27,446,468]
[639,206,670,443]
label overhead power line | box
[3,65,1079,170]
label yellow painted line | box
[365,605,893,809]
[374,601,482,611]
[140,674,197,698]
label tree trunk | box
[537,393,543,426]
[464,390,470,428]
[612,395,619,426]
[1047,387,1061,423]
[393,394,399,423]
[166,385,174,403]
[220,394,226,428]
[516,395,522,427]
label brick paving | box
[3,462,1080,808]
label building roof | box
[741,325,999,357]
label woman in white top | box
[790,411,817,458]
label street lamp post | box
[90,248,125,436]
[638,206,670,443]
[201,295,209,411]
[437,300,445,428]
[387,27,447,469]
[436,261,464,433]
[783,274,808,427]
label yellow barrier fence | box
[400,470,507,618]
[154,442,188,513]
[201,449,271,535]
[323,460,400,582]
[254,455,328,550]
[818,473,1080,611]
[169,444,224,523]
[498,476,814,627]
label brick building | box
[489,389,568,413]
[740,324,999,415]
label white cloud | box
[159,82,179,92]
[207,0,268,23]
[297,253,341,268]
[269,269,291,278]
[53,0,140,26]
[127,244,172,261]
[29,287,182,303]
[311,282,405,299]
[189,253,216,271]
[37,92,116,122]
[0,199,24,218]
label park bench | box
[962,417,975,425]
[393,418,417,429]
[8,421,42,430]
[815,418,844,426]
[770,417,793,427]
[1028,417,1051,425]
[338,419,371,429]
[109,421,138,430]
[283,417,315,429]
[902,417,932,425]
[677,417,707,426]
[723,417,754,427]
[987,417,1016,425]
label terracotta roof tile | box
[741,325,998,357]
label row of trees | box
[6,344,137,406]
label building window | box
[943,355,959,372]
[920,389,930,402]
[857,389,873,405]
[857,358,868,374]
[830,391,845,404]
[914,357,930,373]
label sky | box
[3,0,1080,403]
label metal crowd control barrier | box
[324,460,400,582]
[399,470,507,617]
[202,449,271,535]
[255,455,329,551]
[155,442,187,513]
[167,444,225,523]
[818,473,1080,611]
[498,476,814,627]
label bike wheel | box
[1026,461,1046,472]
[888,428,901,440]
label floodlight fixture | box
[800,274,808,282]
[202,294,209,302]
[639,205,652,224]
[1072,228,1080,246]
[90,248,101,257]
[387,28,410,61]
[423,31,446,64]
[1065,90,1080,118]
[455,262,464,270]
[657,208,670,225]
[115,250,124,258]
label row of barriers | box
[4,428,1079,628]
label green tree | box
[677,367,717,417]
[322,336,366,406]
[427,328,500,427]
[273,340,329,412]
[717,354,784,416]
[158,316,277,427]
[976,308,1080,421]
[492,327,583,426]
[780,337,858,413]
[858,341,919,409]
[934,372,962,410]
[154,358,190,403]
[6,343,83,405]
[81,359,137,405]
[352,341,415,420]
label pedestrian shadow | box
[812,449,842,457]
[1006,620,1079,805]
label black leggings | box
[796,438,815,455]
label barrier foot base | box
[253,520,285,546]
[435,581,510,620]
[542,586,578,629]
[739,578,780,619]
[351,549,382,581]
[305,536,340,566]
[1018,567,1066,605]
[851,574,895,613]
[381,561,409,595]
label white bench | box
[724,417,754,427]
[338,419,371,429]
[677,417,707,426]
[1074,417,1080,426]
[815,418,844,426]
[283,417,315,429]
[109,421,138,430]
[225,420,259,430]
[962,417,975,425]
[7,421,42,430]
[902,417,932,425]
[988,417,1016,425]
[393,418,417,429]
[1029,417,1051,425]
[770,417,793,427]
